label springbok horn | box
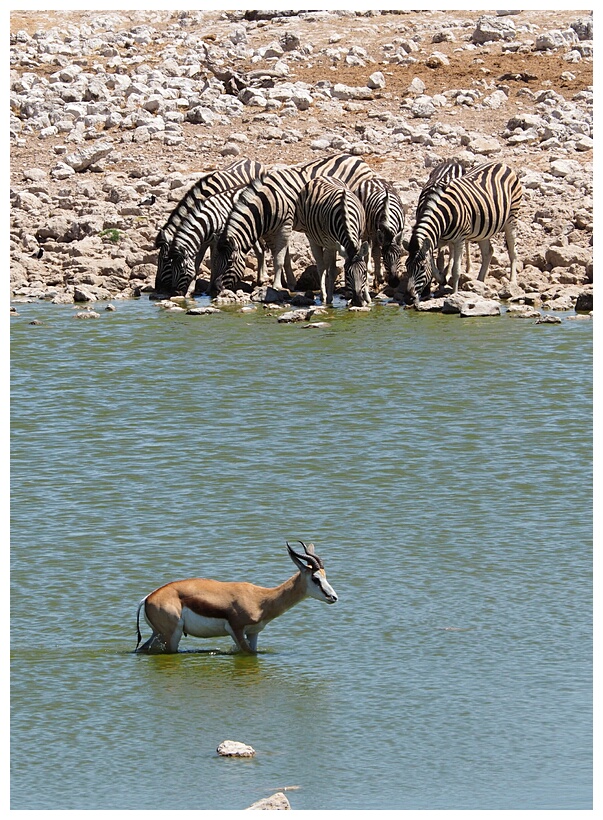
[297,541,324,569]
[287,541,322,570]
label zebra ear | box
[376,229,385,245]
[393,231,404,245]
[359,240,370,258]
[402,238,410,251]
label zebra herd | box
[153,153,522,308]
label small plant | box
[99,228,122,243]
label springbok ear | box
[287,543,311,571]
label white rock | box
[483,90,508,109]
[367,71,385,89]
[246,792,291,810]
[217,740,256,758]
[472,15,516,43]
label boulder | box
[217,740,255,758]
[443,292,501,317]
[472,16,516,43]
[545,245,591,268]
[245,792,291,810]
[574,291,593,312]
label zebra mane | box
[237,175,266,205]
[155,228,168,248]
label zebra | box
[295,176,370,308]
[416,158,473,286]
[212,153,375,297]
[166,187,267,297]
[406,161,522,306]
[356,177,405,290]
[154,157,265,294]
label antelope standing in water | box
[135,541,338,654]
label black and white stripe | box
[295,176,370,307]
[415,158,470,285]
[415,158,465,217]
[356,177,405,289]
[167,187,266,297]
[212,153,375,296]
[154,158,265,294]
[406,161,522,305]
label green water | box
[10,298,592,810]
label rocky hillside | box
[9,9,593,315]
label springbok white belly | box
[182,608,230,639]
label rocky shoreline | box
[10,9,593,317]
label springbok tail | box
[135,598,146,652]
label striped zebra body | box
[167,188,266,297]
[154,158,265,294]
[416,158,466,216]
[416,158,470,286]
[212,153,375,296]
[356,177,405,289]
[295,176,370,307]
[406,161,522,305]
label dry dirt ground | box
[9,8,593,183]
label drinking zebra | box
[166,187,267,297]
[406,161,522,306]
[295,176,370,308]
[212,153,375,297]
[415,158,469,288]
[154,157,265,295]
[356,177,405,289]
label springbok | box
[135,541,338,654]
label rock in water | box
[217,740,255,758]
[245,792,291,810]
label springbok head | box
[286,541,338,604]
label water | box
[10,298,592,810]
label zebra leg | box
[476,238,493,282]
[434,246,448,287]
[372,242,382,289]
[449,241,465,293]
[324,248,338,305]
[283,246,296,290]
[309,241,328,304]
[270,228,293,291]
[465,240,472,275]
[253,241,267,286]
[504,222,519,285]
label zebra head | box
[344,241,371,307]
[154,229,174,294]
[378,228,405,287]
[170,246,196,297]
[211,238,246,297]
[405,238,438,307]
